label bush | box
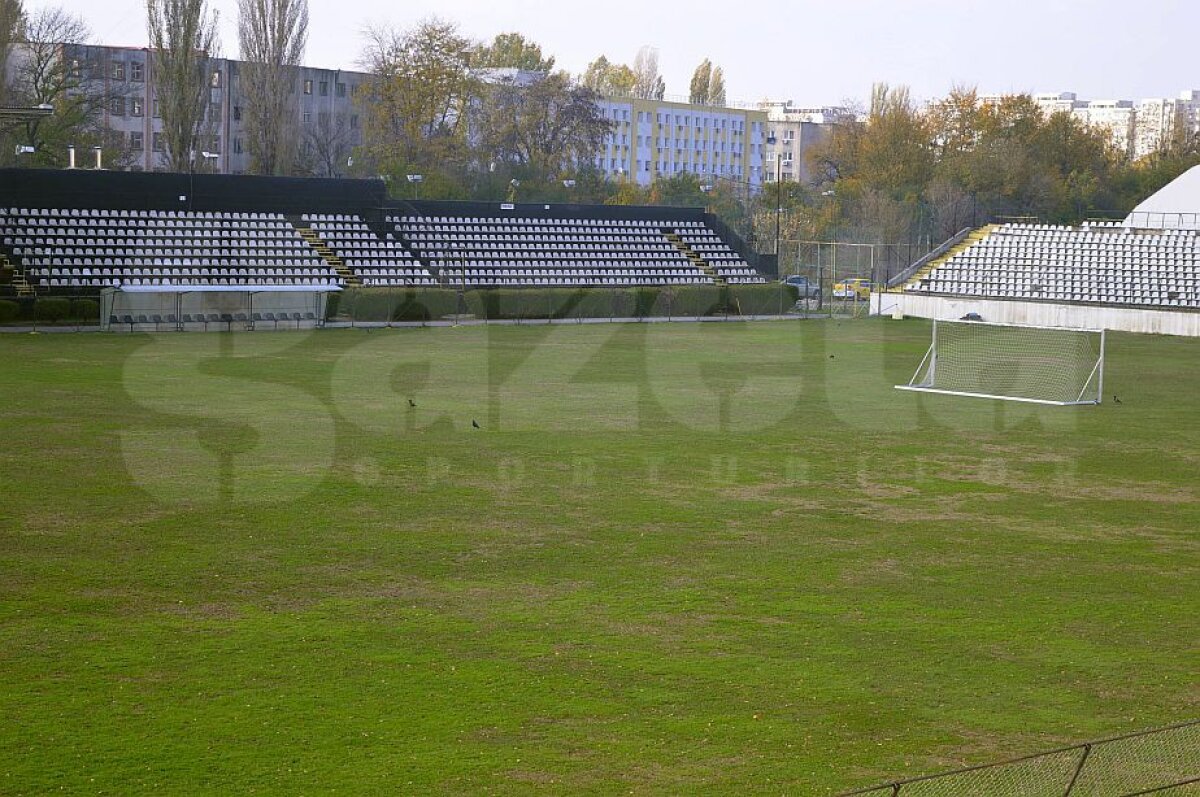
[0,299,18,324]
[662,284,722,317]
[70,298,100,322]
[33,297,71,323]
[726,283,792,316]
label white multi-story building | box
[999,89,1200,160]
[594,96,768,190]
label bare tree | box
[146,0,220,172]
[1,8,131,168]
[296,112,353,177]
[631,45,664,100]
[237,0,307,175]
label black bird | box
[472,419,481,429]
[1113,395,1122,404]
[407,398,416,408]
[829,354,835,359]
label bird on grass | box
[471,419,481,429]
[1113,395,1122,404]
[407,398,416,408]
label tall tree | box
[146,0,220,172]
[708,66,725,106]
[237,0,307,175]
[0,0,24,104]
[474,32,554,72]
[357,19,478,181]
[688,58,711,105]
[477,72,612,183]
[631,46,664,99]
[297,112,353,178]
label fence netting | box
[842,720,1199,797]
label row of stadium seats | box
[0,207,766,291]
[908,223,1200,309]
[390,213,764,287]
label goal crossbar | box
[895,320,1105,405]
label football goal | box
[896,319,1105,405]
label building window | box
[130,61,143,81]
[130,131,144,150]
[209,101,221,121]
[233,137,243,154]
[302,111,311,123]
[210,70,221,88]
[109,96,125,116]
[152,98,160,118]
[111,61,125,81]
[152,132,164,152]
[336,82,346,97]
[209,135,221,154]
[232,105,241,121]
[131,97,143,117]
[303,79,313,95]
[319,80,328,96]
[349,114,358,130]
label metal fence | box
[840,720,1200,797]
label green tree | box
[477,72,612,184]
[474,32,554,72]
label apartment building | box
[594,96,768,190]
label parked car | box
[833,278,873,299]
[781,274,822,300]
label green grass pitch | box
[0,318,1196,794]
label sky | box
[40,0,1200,107]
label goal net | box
[897,320,1105,405]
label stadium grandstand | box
[0,169,766,319]
[875,165,1200,337]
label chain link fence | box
[840,720,1199,797]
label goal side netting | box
[896,320,1105,405]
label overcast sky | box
[46,0,1199,106]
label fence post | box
[1062,743,1091,797]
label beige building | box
[758,101,854,185]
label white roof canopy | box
[1124,165,1200,229]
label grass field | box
[0,318,1196,794]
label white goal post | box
[896,319,1106,405]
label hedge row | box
[0,297,100,324]
[333,284,797,323]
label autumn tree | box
[688,59,711,105]
[580,55,635,95]
[688,58,726,106]
[147,0,220,171]
[357,18,478,184]
[237,0,308,175]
